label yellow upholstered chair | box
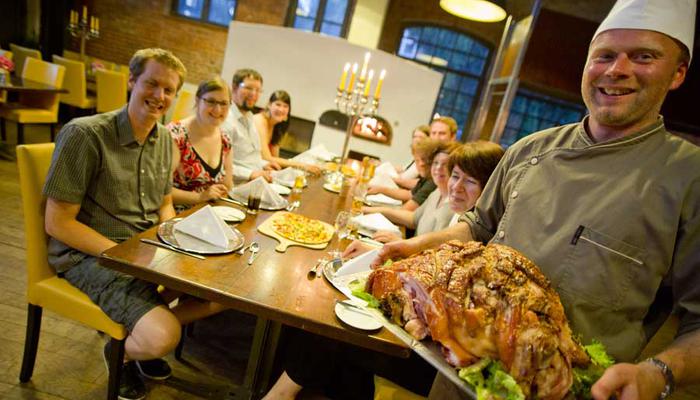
[374,375,427,400]
[52,55,96,110]
[170,88,195,122]
[95,69,127,113]
[9,43,41,77]
[17,143,127,400]
[0,58,65,144]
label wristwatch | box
[645,358,674,399]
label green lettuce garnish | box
[458,358,524,400]
[571,340,615,399]
[348,278,379,308]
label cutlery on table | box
[308,258,327,279]
[247,242,260,265]
[335,299,373,316]
[140,238,205,260]
[218,197,240,205]
[236,243,250,255]
[285,200,300,212]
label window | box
[397,26,491,140]
[287,0,353,38]
[500,88,586,147]
[173,0,237,27]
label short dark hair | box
[129,48,186,90]
[232,68,263,88]
[448,141,504,186]
[195,75,231,101]
[268,90,292,146]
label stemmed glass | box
[330,211,352,258]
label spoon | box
[247,242,260,265]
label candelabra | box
[335,79,380,160]
[67,7,100,60]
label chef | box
[376,0,700,398]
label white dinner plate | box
[270,183,291,195]
[334,300,382,331]
[322,183,342,193]
[212,206,246,222]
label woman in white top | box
[253,90,321,174]
[358,140,504,244]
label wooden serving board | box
[257,212,334,252]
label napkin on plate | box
[271,167,305,188]
[374,162,398,178]
[366,193,403,206]
[229,177,287,208]
[174,204,234,248]
[292,144,337,162]
[369,172,399,189]
[351,213,401,236]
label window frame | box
[395,23,493,141]
[285,0,356,38]
[171,0,238,28]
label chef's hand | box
[591,361,665,400]
[342,240,373,259]
[371,239,418,268]
[372,230,401,243]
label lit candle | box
[82,6,88,22]
[374,69,386,99]
[347,63,358,93]
[363,69,374,97]
[95,17,99,31]
[359,52,370,82]
[69,10,75,24]
[90,16,95,30]
[338,62,350,91]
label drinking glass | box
[246,183,263,214]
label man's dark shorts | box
[63,256,166,332]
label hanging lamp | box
[439,0,507,22]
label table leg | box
[230,317,282,399]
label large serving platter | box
[324,249,476,398]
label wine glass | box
[331,211,352,257]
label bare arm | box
[393,176,419,189]
[592,330,700,400]
[223,149,234,191]
[401,199,419,211]
[159,193,176,221]
[367,186,412,202]
[363,206,415,228]
[170,140,230,205]
[372,222,473,267]
[45,198,117,257]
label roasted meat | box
[366,240,590,399]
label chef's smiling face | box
[128,59,179,124]
[582,29,687,137]
[448,165,482,213]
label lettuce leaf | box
[458,358,524,400]
[571,340,615,399]
[348,278,379,308]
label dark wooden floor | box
[1,141,699,399]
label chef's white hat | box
[593,0,696,59]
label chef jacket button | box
[511,191,519,199]
[498,230,505,239]
[530,157,539,165]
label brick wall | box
[68,0,289,84]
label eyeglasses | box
[201,98,230,108]
[237,82,263,94]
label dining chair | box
[9,43,42,77]
[52,54,96,111]
[0,50,11,104]
[373,375,427,400]
[0,58,65,144]
[169,88,195,122]
[95,68,127,113]
[17,143,127,400]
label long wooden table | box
[0,75,68,94]
[100,175,409,399]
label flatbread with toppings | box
[272,212,333,244]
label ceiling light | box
[440,0,507,22]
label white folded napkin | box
[366,193,403,206]
[293,144,337,162]
[271,167,305,187]
[229,177,286,208]
[352,213,401,236]
[369,172,399,189]
[174,204,233,248]
[374,162,398,178]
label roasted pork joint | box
[366,240,590,399]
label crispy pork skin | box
[366,240,590,399]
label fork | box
[285,200,300,212]
[308,258,327,279]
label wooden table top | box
[0,75,67,93]
[100,175,409,358]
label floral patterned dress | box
[168,121,232,193]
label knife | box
[140,238,206,260]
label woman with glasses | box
[253,90,321,174]
[167,76,234,207]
